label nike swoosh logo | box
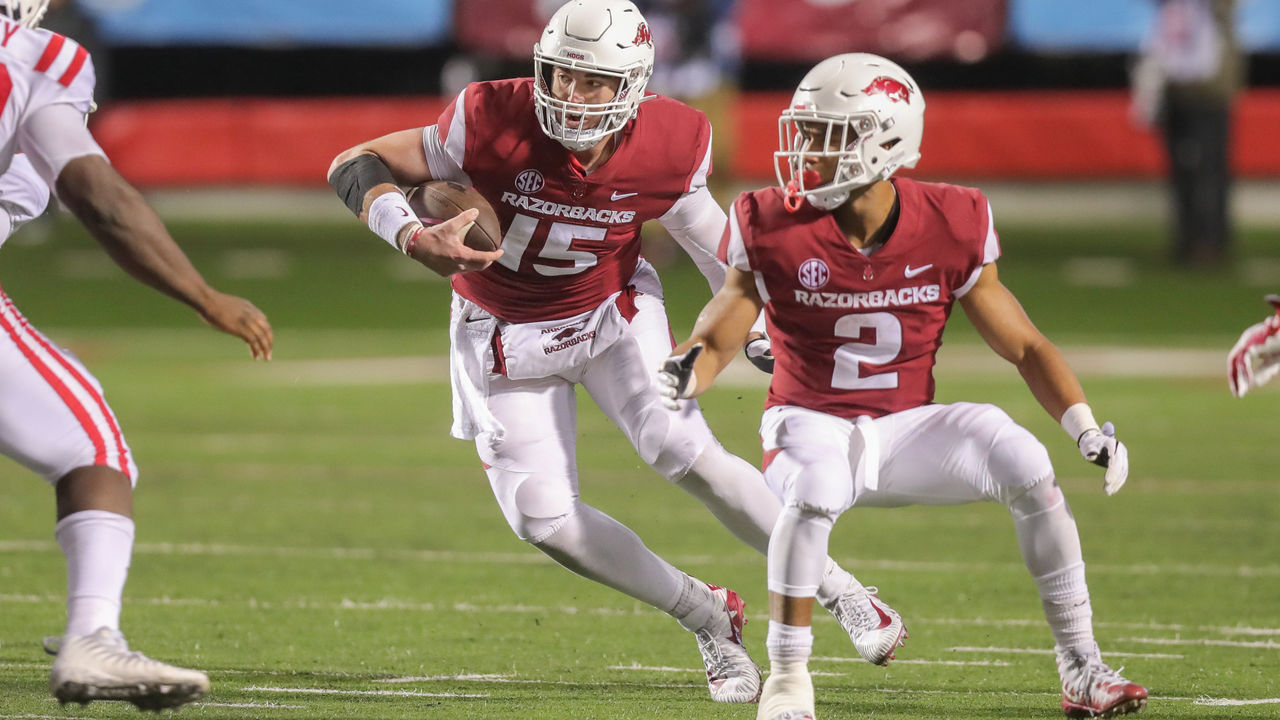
[903,264,932,278]
[610,191,638,201]
[873,602,893,629]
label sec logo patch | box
[798,258,830,291]
[515,169,545,194]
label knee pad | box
[768,446,853,520]
[630,401,714,481]
[485,466,576,544]
[1008,475,1070,522]
[985,414,1055,505]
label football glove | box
[657,343,702,410]
[1227,294,1280,398]
[1077,421,1129,496]
[744,335,774,374]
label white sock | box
[1009,480,1094,653]
[55,510,134,637]
[1037,563,1094,653]
[672,575,719,632]
[766,621,813,663]
[814,558,864,607]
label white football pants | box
[0,288,136,484]
[468,287,783,611]
[761,402,1059,597]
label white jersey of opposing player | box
[0,151,48,243]
[0,17,103,203]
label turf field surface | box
[0,218,1276,719]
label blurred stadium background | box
[2,1,1278,718]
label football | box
[406,181,503,251]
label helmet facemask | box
[776,110,885,212]
[532,0,655,153]
[533,52,649,152]
[0,0,50,28]
[773,53,924,212]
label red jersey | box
[438,78,713,323]
[721,178,999,419]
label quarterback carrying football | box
[328,0,907,701]
[0,0,272,710]
[660,53,1148,720]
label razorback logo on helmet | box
[862,76,911,104]
[631,22,652,47]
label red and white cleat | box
[823,585,907,666]
[695,585,762,703]
[1056,644,1148,718]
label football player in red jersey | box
[328,1,909,701]
[0,0,272,709]
[660,53,1148,720]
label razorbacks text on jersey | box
[721,177,1000,419]
[436,78,712,323]
[0,17,95,175]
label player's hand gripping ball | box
[407,181,503,251]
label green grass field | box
[0,217,1277,719]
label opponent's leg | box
[0,294,208,710]
[50,468,209,710]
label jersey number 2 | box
[497,213,605,276]
[831,312,902,390]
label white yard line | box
[605,664,696,673]
[244,686,487,699]
[375,673,515,683]
[4,540,1277,579]
[814,656,1012,667]
[923,616,1280,636]
[197,702,305,709]
[0,593,1274,645]
[1119,637,1280,650]
[1195,697,1280,706]
[948,646,1184,659]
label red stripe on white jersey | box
[57,44,88,87]
[34,32,64,72]
[0,292,132,478]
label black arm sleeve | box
[329,154,397,216]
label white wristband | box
[367,191,421,249]
[1060,402,1100,442]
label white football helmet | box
[533,0,655,152]
[775,53,925,211]
[0,0,49,28]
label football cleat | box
[756,665,816,720]
[822,585,907,666]
[47,627,210,710]
[694,585,762,703]
[1056,644,1148,718]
